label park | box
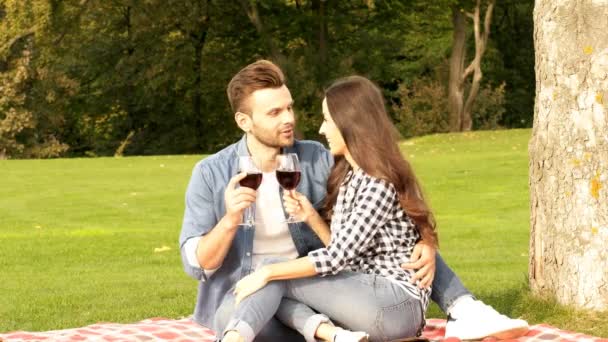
[1,0,606,341]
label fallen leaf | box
[154,246,172,253]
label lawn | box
[1,129,606,337]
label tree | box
[0,50,35,158]
[529,0,608,310]
[0,0,69,158]
[448,0,495,131]
[490,0,534,128]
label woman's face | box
[319,97,347,156]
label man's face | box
[244,85,295,148]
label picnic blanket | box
[1,318,606,342]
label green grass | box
[1,129,606,337]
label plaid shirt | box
[308,168,431,310]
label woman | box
[222,76,438,342]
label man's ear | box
[235,111,252,132]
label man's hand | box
[224,172,257,226]
[401,241,436,289]
[234,268,271,305]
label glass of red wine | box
[276,153,302,223]
[238,156,263,226]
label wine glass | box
[276,153,302,223]
[238,156,263,226]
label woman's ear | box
[235,111,252,132]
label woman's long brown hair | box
[322,76,438,247]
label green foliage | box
[0,0,534,158]
[393,62,506,137]
[394,77,450,138]
[0,51,35,158]
[472,82,506,130]
[488,0,534,127]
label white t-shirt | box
[251,171,299,269]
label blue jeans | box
[430,253,472,313]
[218,257,424,342]
[214,253,470,341]
[214,295,308,342]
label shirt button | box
[246,252,251,256]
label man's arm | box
[180,166,255,279]
[194,172,256,270]
[195,214,240,269]
[402,240,436,288]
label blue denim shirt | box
[179,135,333,328]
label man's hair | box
[227,60,285,114]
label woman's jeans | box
[214,253,471,342]
[220,266,424,342]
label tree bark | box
[529,0,608,310]
[239,0,283,63]
[318,0,327,65]
[311,0,329,85]
[448,6,466,132]
[448,0,494,132]
[191,0,210,151]
[461,0,493,131]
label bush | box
[472,82,506,130]
[393,78,450,138]
[393,75,507,137]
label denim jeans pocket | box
[340,271,377,287]
[375,294,423,341]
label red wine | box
[276,170,301,190]
[240,173,263,190]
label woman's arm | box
[234,257,317,304]
[307,179,395,276]
[284,192,331,246]
[262,256,318,281]
[305,210,331,246]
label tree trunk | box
[529,0,608,310]
[448,6,466,132]
[192,0,210,151]
[239,0,283,63]
[448,0,494,132]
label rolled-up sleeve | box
[183,236,221,278]
[179,162,219,281]
[308,179,396,276]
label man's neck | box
[246,134,281,173]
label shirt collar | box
[343,167,366,188]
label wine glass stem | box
[244,205,254,226]
[287,190,296,222]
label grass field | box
[1,129,606,337]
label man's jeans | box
[430,253,472,313]
[214,254,470,342]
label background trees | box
[0,0,534,158]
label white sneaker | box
[445,298,529,340]
[333,329,369,342]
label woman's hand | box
[283,191,316,223]
[234,268,271,305]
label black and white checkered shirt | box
[308,168,431,310]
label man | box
[179,60,528,341]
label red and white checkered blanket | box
[1,318,606,342]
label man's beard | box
[251,127,294,148]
